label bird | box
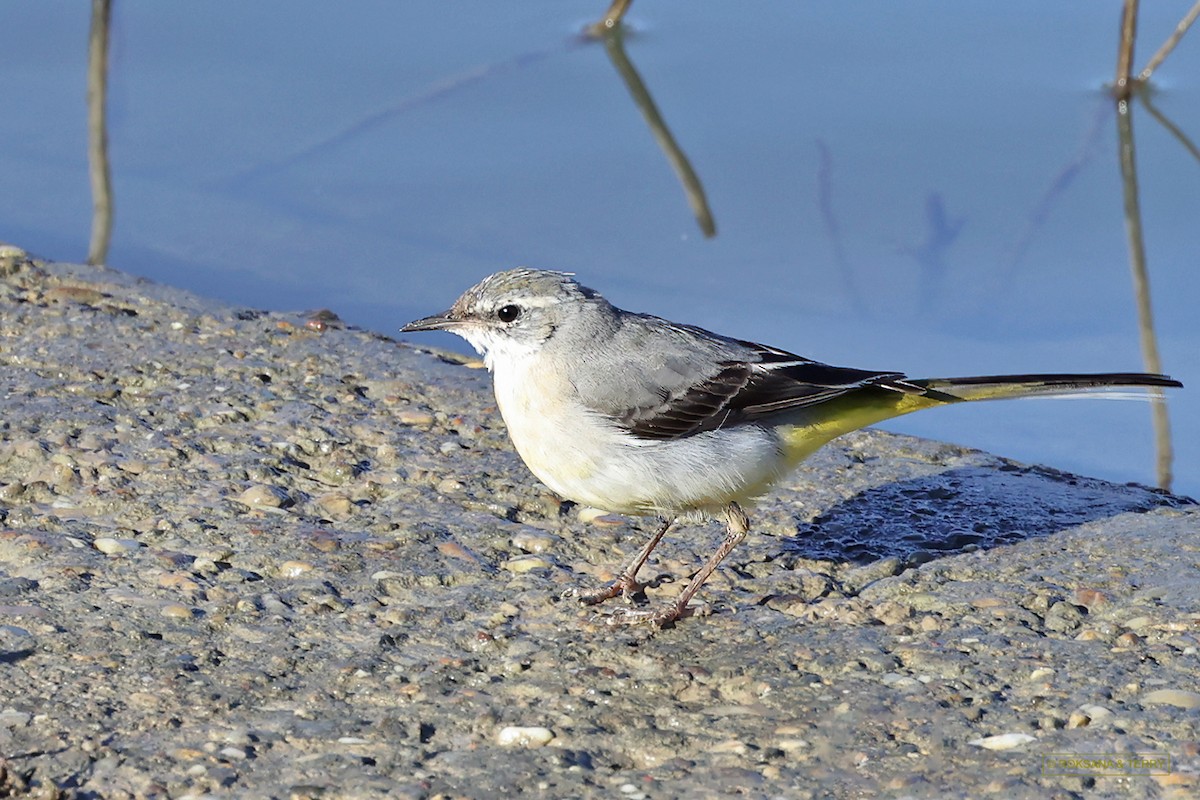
[401,268,1181,626]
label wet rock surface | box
[1,246,1197,798]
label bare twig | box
[1114,100,1174,490]
[87,0,113,265]
[1137,0,1200,82]
[1114,0,1140,100]
[588,0,634,37]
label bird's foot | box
[597,602,711,628]
[564,574,642,606]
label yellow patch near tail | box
[777,391,949,467]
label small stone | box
[93,537,141,555]
[396,409,435,426]
[503,555,552,574]
[45,285,104,305]
[1141,689,1200,710]
[436,478,464,495]
[157,573,202,594]
[278,561,314,578]
[497,726,554,748]
[237,484,289,508]
[315,493,353,518]
[160,603,193,620]
[1073,588,1110,610]
[0,709,32,728]
[882,672,920,689]
[1123,615,1153,630]
[512,529,561,554]
[578,507,624,526]
[1067,704,1113,729]
[968,733,1036,750]
[1029,667,1056,682]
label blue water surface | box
[3,1,1197,496]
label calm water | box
[4,1,1198,497]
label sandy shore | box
[1,245,1197,798]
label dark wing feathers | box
[618,338,920,441]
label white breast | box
[489,351,788,516]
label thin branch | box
[1114,100,1174,490]
[87,0,114,265]
[587,0,634,37]
[1114,0,1139,100]
[1138,0,1200,82]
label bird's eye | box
[496,304,521,323]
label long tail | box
[778,372,1181,464]
[911,372,1182,403]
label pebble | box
[160,603,193,620]
[968,733,1036,750]
[1073,588,1109,609]
[396,409,435,426]
[315,493,353,518]
[218,746,249,760]
[577,507,624,526]
[278,560,315,578]
[93,537,142,555]
[511,529,561,554]
[503,555,553,574]
[0,709,32,728]
[1141,689,1200,710]
[497,726,555,748]
[237,484,290,508]
[1067,704,1113,728]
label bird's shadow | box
[777,462,1191,569]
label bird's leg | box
[573,517,676,606]
[614,503,744,628]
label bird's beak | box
[401,310,457,332]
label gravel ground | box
[1,245,1197,799]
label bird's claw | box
[563,577,642,607]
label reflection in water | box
[1115,95,1174,491]
[1139,89,1200,164]
[594,26,717,238]
[1004,98,1108,276]
[815,141,865,313]
[87,0,113,265]
[220,44,581,189]
[902,193,966,313]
